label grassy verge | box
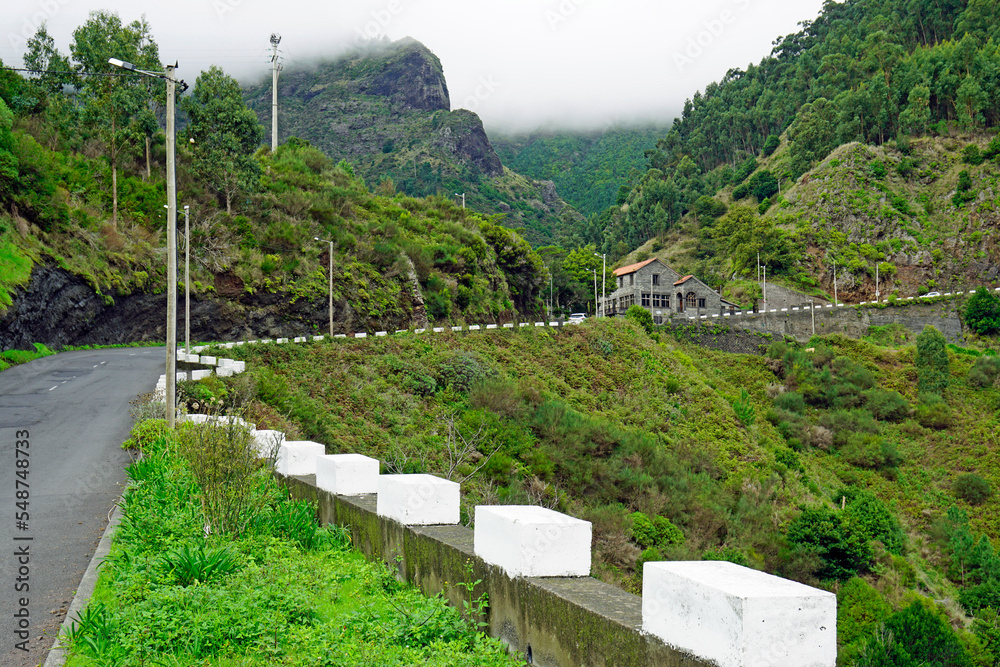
[0,342,55,372]
[63,418,518,666]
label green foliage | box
[856,601,974,667]
[436,351,495,393]
[968,355,1000,388]
[630,512,684,549]
[762,134,780,157]
[840,487,905,555]
[954,473,992,506]
[861,387,910,422]
[786,506,874,580]
[158,541,239,587]
[731,388,756,428]
[625,304,654,334]
[838,577,892,652]
[916,326,950,396]
[964,287,1000,336]
[121,418,167,451]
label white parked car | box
[919,291,941,298]
[567,313,587,324]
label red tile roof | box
[613,257,659,277]
[673,275,694,286]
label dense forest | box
[570,0,1000,294]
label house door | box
[676,292,684,313]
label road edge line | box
[42,499,123,667]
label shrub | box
[841,435,903,471]
[968,355,1000,388]
[630,512,683,548]
[774,390,807,416]
[954,473,992,506]
[837,577,892,648]
[121,419,168,451]
[786,506,874,580]
[862,388,910,422]
[964,287,1000,336]
[840,488,905,554]
[626,304,654,334]
[158,541,239,586]
[436,351,494,393]
[880,601,973,666]
[916,326,950,396]
[915,400,953,429]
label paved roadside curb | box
[42,500,123,667]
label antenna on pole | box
[270,33,282,152]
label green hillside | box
[490,125,667,220]
[206,317,1000,664]
[242,38,585,247]
[579,0,1000,305]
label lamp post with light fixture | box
[594,252,605,316]
[314,237,334,336]
[455,192,465,209]
[112,57,184,427]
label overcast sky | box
[1,0,826,133]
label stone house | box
[600,258,738,323]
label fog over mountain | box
[0,0,825,131]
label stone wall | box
[669,298,966,344]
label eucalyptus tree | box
[70,11,161,227]
[181,66,264,215]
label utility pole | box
[184,205,190,356]
[165,63,178,428]
[314,237,334,336]
[594,252,606,317]
[593,269,598,318]
[875,262,880,303]
[762,265,767,311]
[833,258,838,306]
[270,33,281,152]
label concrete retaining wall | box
[282,475,711,667]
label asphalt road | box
[0,348,165,666]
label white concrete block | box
[377,474,460,525]
[469,325,481,331]
[519,323,529,327]
[415,329,426,334]
[190,369,212,381]
[294,336,306,343]
[261,338,273,344]
[376,331,387,337]
[316,454,380,495]
[223,342,235,349]
[232,361,246,373]
[176,371,189,382]
[217,358,234,368]
[313,335,324,341]
[335,334,347,338]
[276,440,326,476]
[642,561,836,667]
[250,429,285,458]
[199,355,217,365]
[474,505,591,578]
[216,367,234,378]
[355,333,367,338]
[433,327,445,333]
[487,324,498,330]
[276,337,289,344]
[535,322,545,327]
[452,326,463,332]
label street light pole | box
[184,205,190,356]
[109,57,185,429]
[454,192,465,209]
[594,252,605,316]
[593,269,598,318]
[165,63,177,428]
[314,237,334,336]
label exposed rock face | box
[0,265,415,351]
[360,37,450,112]
[244,37,503,179]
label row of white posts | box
[155,337,837,667]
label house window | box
[686,293,697,309]
[618,276,623,289]
[629,275,634,286]
[654,315,663,325]
[698,298,706,308]
[641,293,650,307]
[652,274,660,286]
[652,294,661,307]
[663,295,669,309]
